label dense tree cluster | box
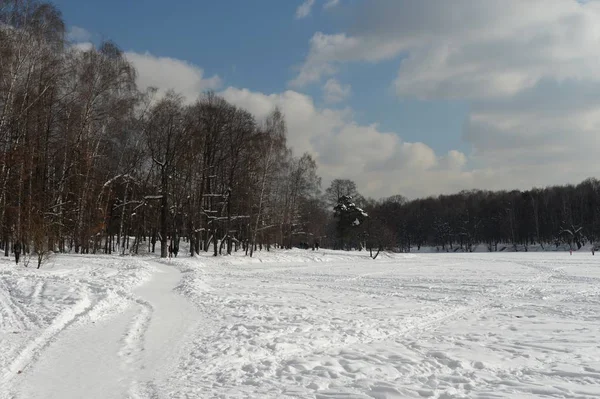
[364,178,600,252]
[0,0,322,261]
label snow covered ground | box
[1,249,600,398]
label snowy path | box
[127,260,202,397]
[2,250,600,398]
[1,256,201,399]
[15,305,139,399]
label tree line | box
[0,0,325,263]
[2,1,598,264]
[338,178,600,253]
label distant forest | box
[1,1,597,262]
[359,178,600,253]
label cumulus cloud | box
[440,150,468,172]
[290,32,406,87]
[465,79,600,170]
[221,87,472,199]
[292,0,600,98]
[323,79,351,103]
[296,0,316,19]
[67,26,92,43]
[286,0,600,195]
[120,5,600,199]
[72,42,94,52]
[58,2,600,198]
[125,52,221,103]
[118,51,509,199]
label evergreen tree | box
[333,195,368,249]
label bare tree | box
[142,92,189,258]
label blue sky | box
[55,1,328,93]
[56,0,600,198]
[55,0,470,155]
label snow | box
[2,250,600,398]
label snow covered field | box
[1,249,600,398]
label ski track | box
[2,250,600,398]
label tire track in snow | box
[1,258,155,398]
[0,278,42,331]
[0,288,95,390]
[0,279,31,331]
[283,262,556,366]
[133,253,575,397]
[516,259,600,284]
[271,262,553,351]
[113,261,159,397]
[127,381,160,399]
[118,298,153,364]
[297,260,563,398]
[177,278,469,393]
[171,260,477,395]
[121,302,157,399]
[509,260,600,306]
[29,281,45,304]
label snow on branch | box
[152,157,165,167]
[210,216,250,222]
[103,174,136,188]
[256,224,277,232]
[113,200,144,209]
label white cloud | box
[323,78,351,103]
[67,26,92,43]
[440,150,468,171]
[296,0,339,20]
[221,87,473,199]
[285,0,600,196]
[296,0,316,19]
[127,48,585,199]
[290,32,407,87]
[292,0,600,98]
[72,42,94,52]
[465,80,600,168]
[324,0,340,9]
[125,52,221,103]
